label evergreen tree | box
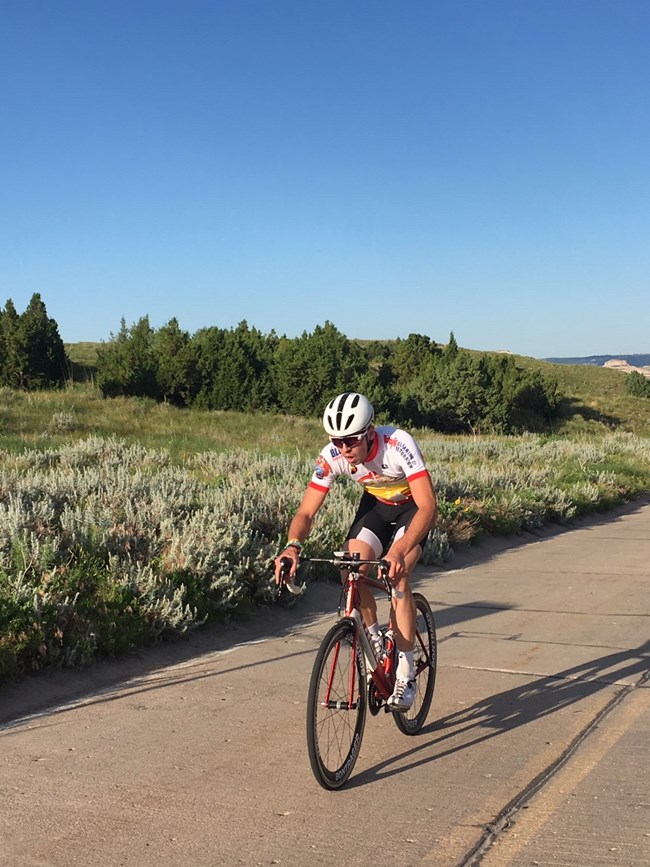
[626,371,650,398]
[390,333,440,384]
[191,321,277,412]
[0,299,23,387]
[18,293,68,388]
[443,331,459,360]
[95,319,132,397]
[152,318,195,405]
[0,295,67,389]
[128,316,159,398]
[96,316,159,399]
[355,355,399,422]
[407,350,487,432]
[272,322,369,417]
[402,349,561,434]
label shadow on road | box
[350,639,650,788]
[0,598,503,732]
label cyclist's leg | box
[386,546,421,710]
[386,514,432,711]
[344,536,379,628]
[389,513,430,652]
[390,545,420,651]
[344,493,392,631]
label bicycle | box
[279,552,437,790]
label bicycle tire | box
[306,618,367,789]
[393,592,437,735]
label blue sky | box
[2,0,648,358]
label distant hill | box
[545,354,650,367]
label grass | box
[0,384,324,460]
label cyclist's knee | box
[345,537,376,560]
[392,573,412,596]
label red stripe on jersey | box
[365,433,380,461]
[308,481,329,493]
[407,469,430,483]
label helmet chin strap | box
[363,431,374,458]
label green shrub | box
[1,431,648,678]
[626,371,650,398]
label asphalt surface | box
[1,497,649,866]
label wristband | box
[286,538,303,552]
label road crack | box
[457,667,650,866]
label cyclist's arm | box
[385,473,438,578]
[274,485,328,582]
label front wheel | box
[393,593,437,735]
[306,618,367,789]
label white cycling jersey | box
[309,426,430,505]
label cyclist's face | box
[333,428,373,463]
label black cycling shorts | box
[345,492,429,558]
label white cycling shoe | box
[387,678,415,712]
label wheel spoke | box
[307,622,367,788]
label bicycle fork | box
[321,612,394,712]
[321,622,363,711]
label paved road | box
[1,499,649,867]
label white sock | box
[397,650,415,681]
[367,622,381,640]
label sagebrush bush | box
[0,431,648,678]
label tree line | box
[95,316,563,433]
[1,295,566,433]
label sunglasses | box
[331,429,369,449]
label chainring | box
[367,679,383,716]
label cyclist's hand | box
[384,550,407,583]
[274,548,299,586]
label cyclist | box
[274,391,438,711]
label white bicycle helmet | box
[322,392,374,437]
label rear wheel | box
[393,593,437,735]
[306,619,367,789]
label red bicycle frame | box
[321,554,396,707]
